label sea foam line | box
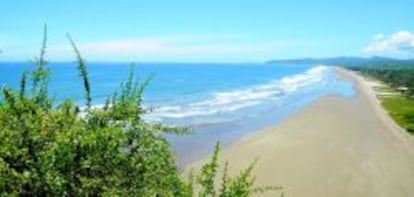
[147,65,330,120]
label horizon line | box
[0,55,413,64]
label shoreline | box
[186,67,414,196]
[349,70,414,149]
[171,65,353,166]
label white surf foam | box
[148,65,329,120]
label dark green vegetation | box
[345,62,414,134]
[0,27,282,196]
[347,62,414,97]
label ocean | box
[0,62,355,165]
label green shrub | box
[0,26,282,196]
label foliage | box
[67,34,92,109]
[381,96,414,133]
[0,28,282,196]
[346,63,414,97]
[195,142,283,197]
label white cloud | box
[363,31,414,53]
[49,34,282,62]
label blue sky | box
[1,0,413,62]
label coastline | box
[186,67,414,196]
[345,68,414,150]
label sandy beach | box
[187,67,414,196]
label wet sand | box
[187,67,414,196]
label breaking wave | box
[146,65,329,122]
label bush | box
[0,26,282,196]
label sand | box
[186,67,414,197]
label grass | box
[380,94,414,134]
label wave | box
[147,65,329,121]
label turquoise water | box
[0,62,355,165]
